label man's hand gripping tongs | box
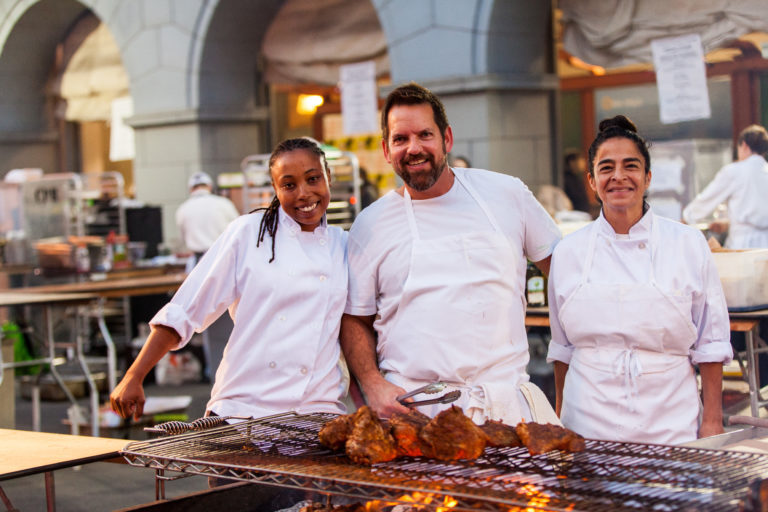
[396,381,461,408]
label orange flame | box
[362,491,457,511]
[359,484,555,511]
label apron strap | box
[402,187,421,240]
[453,171,506,236]
[402,169,509,241]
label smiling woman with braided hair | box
[111,137,349,424]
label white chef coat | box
[683,154,768,249]
[346,167,561,423]
[152,208,349,419]
[547,209,732,444]
[176,189,240,253]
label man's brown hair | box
[380,83,449,142]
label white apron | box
[381,172,558,425]
[558,215,700,444]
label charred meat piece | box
[345,405,398,465]
[419,406,487,460]
[515,422,586,455]
[318,414,353,450]
[390,409,431,457]
[480,419,523,448]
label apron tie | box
[616,349,642,412]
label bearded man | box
[340,83,562,425]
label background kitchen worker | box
[175,171,240,382]
[341,82,562,424]
[177,171,240,262]
[547,115,732,445]
[449,154,471,168]
[562,149,592,216]
[683,124,768,249]
[111,137,349,424]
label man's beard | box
[394,149,448,192]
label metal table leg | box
[44,471,55,512]
[0,485,19,512]
[746,328,760,417]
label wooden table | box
[525,306,768,417]
[0,428,126,512]
[7,273,187,299]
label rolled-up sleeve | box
[344,233,378,316]
[150,221,240,348]
[689,238,733,364]
[546,251,575,364]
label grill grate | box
[121,412,768,512]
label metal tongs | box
[396,381,461,408]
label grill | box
[121,412,768,512]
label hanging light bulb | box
[296,94,324,115]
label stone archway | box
[372,0,558,188]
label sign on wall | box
[340,61,378,136]
[651,34,711,124]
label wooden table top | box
[0,291,97,308]
[4,273,186,299]
[0,429,127,480]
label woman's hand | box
[110,375,146,421]
[698,418,724,438]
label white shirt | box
[547,211,732,365]
[176,189,240,253]
[683,154,768,248]
[346,167,561,368]
[152,208,349,418]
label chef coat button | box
[269,361,276,368]
[300,366,308,375]
[319,238,326,246]
[638,242,646,249]
[319,275,327,281]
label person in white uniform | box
[341,83,562,425]
[547,115,733,445]
[683,124,768,249]
[176,171,240,259]
[110,138,348,422]
[175,171,241,382]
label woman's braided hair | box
[254,137,329,263]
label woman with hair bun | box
[546,115,733,444]
[683,124,768,249]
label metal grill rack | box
[121,412,768,512]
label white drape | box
[560,0,768,68]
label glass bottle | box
[526,261,547,307]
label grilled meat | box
[515,422,586,455]
[480,419,523,448]
[419,406,487,460]
[318,414,354,451]
[345,405,398,465]
[390,409,431,457]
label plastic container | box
[712,249,768,311]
